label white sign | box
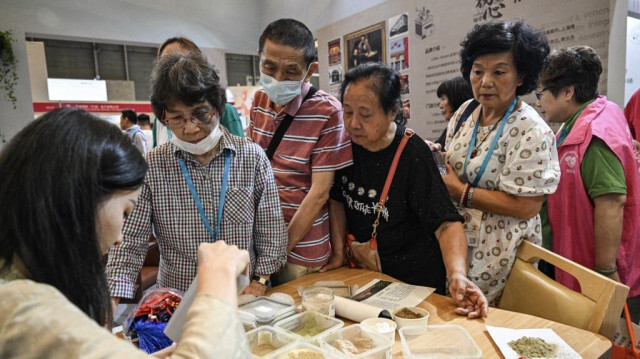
[626,15,640,106]
[317,0,612,141]
[47,78,107,101]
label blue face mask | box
[259,70,308,106]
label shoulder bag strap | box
[265,86,318,160]
[453,99,480,136]
[369,128,415,249]
[623,303,639,357]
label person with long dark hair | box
[434,76,474,149]
[329,63,488,318]
[0,108,251,357]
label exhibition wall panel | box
[317,0,624,140]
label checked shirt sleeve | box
[105,181,153,299]
[252,150,288,275]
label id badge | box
[462,208,483,248]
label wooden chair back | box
[498,241,629,339]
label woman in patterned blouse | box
[441,19,560,305]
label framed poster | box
[328,38,341,66]
[329,66,343,86]
[344,22,386,72]
[389,37,409,71]
[389,13,409,38]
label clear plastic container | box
[360,318,397,342]
[239,310,258,332]
[432,150,447,175]
[298,281,357,298]
[399,325,482,358]
[302,286,335,317]
[239,296,296,326]
[247,326,299,358]
[264,341,341,359]
[274,311,344,344]
[319,324,392,359]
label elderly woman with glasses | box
[106,52,288,306]
[440,20,560,305]
[536,46,640,322]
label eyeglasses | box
[535,87,549,100]
[162,110,216,127]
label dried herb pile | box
[508,336,558,358]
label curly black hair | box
[460,19,549,96]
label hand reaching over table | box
[449,273,489,319]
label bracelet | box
[467,186,475,208]
[459,184,467,206]
[463,184,472,207]
[460,183,471,206]
[594,266,617,275]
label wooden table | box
[267,267,612,358]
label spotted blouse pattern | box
[445,100,560,305]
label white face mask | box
[259,70,308,106]
[171,125,222,155]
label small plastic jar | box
[361,317,397,341]
[301,286,335,317]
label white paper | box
[163,276,198,342]
[613,316,640,350]
[164,273,250,342]
[486,325,581,359]
[350,279,434,311]
[47,78,107,101]
[334,296,389,323]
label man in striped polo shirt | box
[249,19,353,285]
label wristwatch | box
[252,275,270,287]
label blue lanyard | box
[557,101,591,146]
[464,98,517,187]
[178,149,231,242]
[556,126,568,146]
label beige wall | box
[316,0,627,140]
[0,0,629,147]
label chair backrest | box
[498,241,629,339]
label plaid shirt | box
[106,126,288,298]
